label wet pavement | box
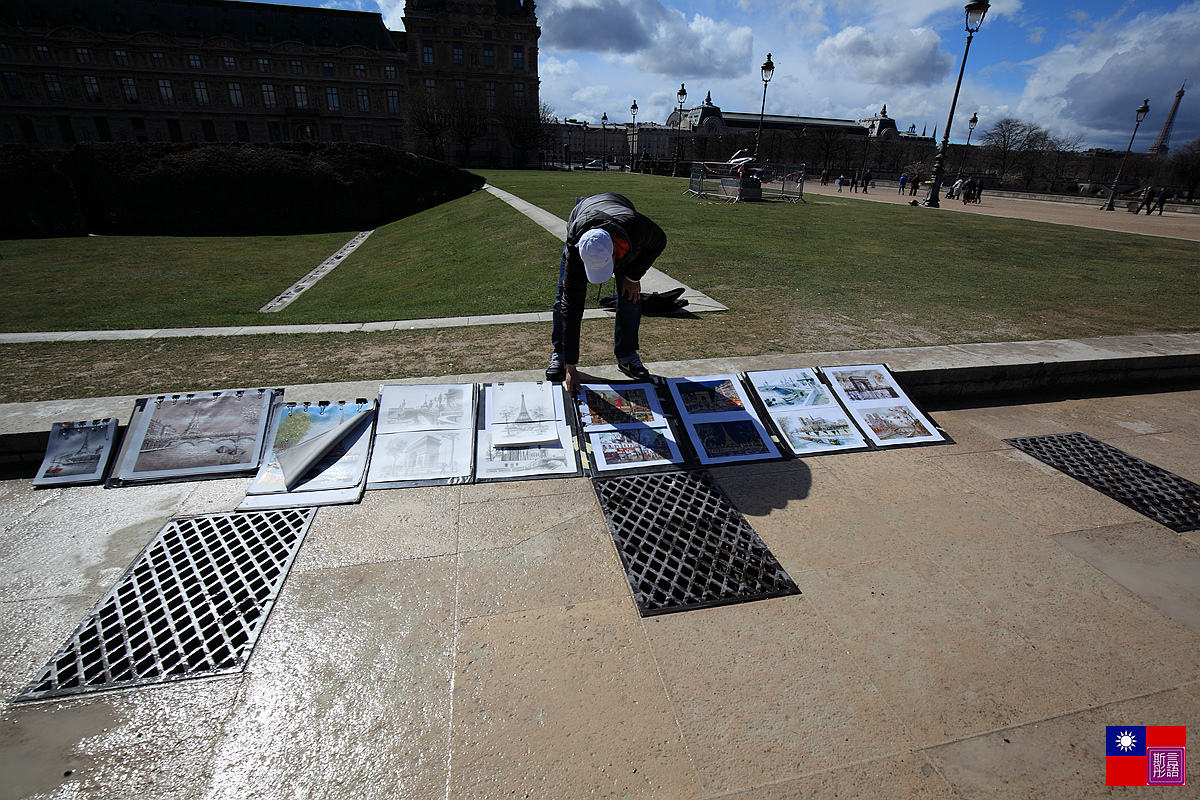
[3,339,1200,798]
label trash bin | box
[739,176,762,201]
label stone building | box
[0,0,541,164]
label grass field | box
[3,170,1199,402]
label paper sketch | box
[691,420,773,463]
[590,427,684,471]
[489,382,560,446]
[366,429,472,484]
[670,378,746,416]
[749,369,832,409]
[578,383,667,430]
[476,425,576,480]
[826,367,901,403]
[771,409,867,454]
[378,384,470,433]
[33,419,118,486]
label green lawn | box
[3,169,1200,402]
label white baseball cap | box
[577,229,614,284]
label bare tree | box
[1168,138,1200,201]
[1039,132,1087,192]
[496,98,556,167]
[445,86,490,164]
[405,88,449,160]
[982,118,1038,185]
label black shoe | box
[546,352,566,382]
[616,353,651,381]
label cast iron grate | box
[16,508,316,702]
[1006,432,1200,533]
[593,470,800,616]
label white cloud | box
[814,26,953,88]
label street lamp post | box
[754,53,775,160]
[674,83,687,177]
[924,1,990,208]
[601,112,608,170]
[957,112,978,178]
[1101,99,1151,211]
[630,101,638,171]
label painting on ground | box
[666,375,780,465]
[578,383,667,430]
[489,381,562,447]
[746,368,869,456]
[823,364,945,447]
[377,384,469,434]
[590,427,684,471]
[33,419,119,487]
[116,389,277,483]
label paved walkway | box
[2,338,1200,798]
[803,179,1200,241]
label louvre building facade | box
[0,0,540,163]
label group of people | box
[832,169,873,193]
[947,177,983,204]
[1135,186,1171,216]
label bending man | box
[546,192,667,393]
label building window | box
[453,43,463,66]
[290,60,303,75]
[331,123,343,141]
[386,88,399,113]
[454,79,465,107]
[44,74,63,101]
[0,43,11,59]
[194,81,210,106]
[485,81,495,110]
[293,85,309,108]
[513,32,523,40]
[257,58,270,73]
[483,44,494,68]
[326,87,340,111]
[228,82,243,107]
[4,72,23,98]
[356,88,370,112]
[384,65,396,80]
[35,45,50,61]
[323,62,334,76]
[152,52,166,67]
[158,79,175,104]
[422,41,434,65]
[189,54,202,69]
[513,82,525,108]
[391,126,403,149]
[224,56,237,71]
[114,49,129,65]
[84,75,102,102]
[121,77,139,103]
[354,63,366,78]
[424,78,435,97]
[513,46,523,70]
[360,124,373,144]
[76,47,91,63]
[261,84,277,108]
[236,121,249,141]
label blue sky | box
[313,0,1199,152]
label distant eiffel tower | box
[1148,81,1187,157]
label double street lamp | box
[1100,99,1151,211]
[754,53,775,160]
[924,0,990,208]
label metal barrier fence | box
[687,162,805,203]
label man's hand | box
[620,277,641,303]
[564,364,581,395]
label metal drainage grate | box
[593,470,800,616]
[16,508,316,702]
[1007,433,1200,533]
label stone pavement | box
[3,337,1200,799]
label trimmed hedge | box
[0,144,88,238]
[7,142,484,237]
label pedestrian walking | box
[1136,186,1155,214]
[1154,187,1169,215]
[862,169,872,194]
[898,175,907,194]
[821,169,829,186]
[837,174,845,192]
[850,171,859,193]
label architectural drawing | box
[378,384,469,433]
[489,382,561,447]
[749,369,832,408]
[824,364,944,447]
[33,419,118,486]
[476,426,577,480]
[591,427,684,471]
[367,430,472,484]
[671,378,745,415]
[578,383,667,430]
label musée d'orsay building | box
[0,0,540,162]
